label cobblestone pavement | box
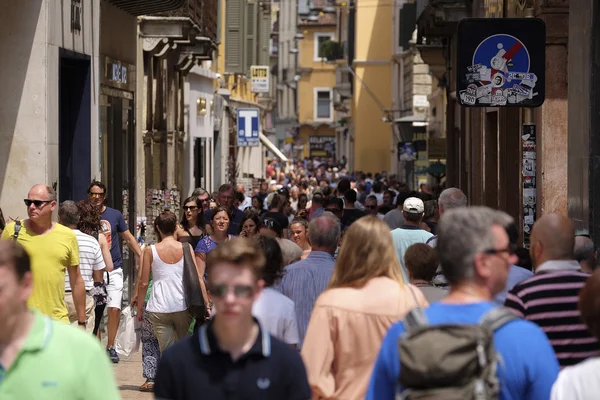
[113,351,153,400]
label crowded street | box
[2,0,600,399]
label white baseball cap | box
[403,197,424,214]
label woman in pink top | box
[301,216,428,400]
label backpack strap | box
[479,307,518,332]
[404,308,429,331]
[13,220,22,242]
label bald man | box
[505,214,600,367]
[574,235,597,274]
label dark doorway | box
[59,50,91,203]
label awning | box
[260,133,289,163]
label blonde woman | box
[301,216,428,400]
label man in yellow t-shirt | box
[1,185,86,325]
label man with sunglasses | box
[154,238,310,400]
[87,181,142,363]
[191,187,211,212]
[1,185,87,326]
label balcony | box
[416,0,470,40]
[150,0,218,43]
[320,40,345,62]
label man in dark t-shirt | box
[341,189,365,230]
[88,181,142,363]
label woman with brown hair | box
[301,216,428,400]
[175,196,206,249]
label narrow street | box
[114,352,152,400]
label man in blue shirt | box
[367,206,559,400]
[88,181,142,363]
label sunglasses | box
[365,205,377,210]
[24,199,53,208]
[183,206,198,211]
[208,283,255,299]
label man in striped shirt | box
[59,201,107,331]
[505,214,600,367]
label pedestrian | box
[390,197,434,282]
[574,234,597,274]
[302,217,428,400]
[259,217,283,238]
[203,184,244,235]
[367,207,559,400]
[191,187,211,213]
[153,238,311,400]
[176,196,206,249]
[383,190,412,230]
[289,218,311,260]
[0,241,120,399]
[251,195,264,214]
[340,189,366,229]
[236,184,253,211]
[136,211,198,351]
[195,206,234,274]
[239,212,260,238]
[277,238,304,266]
[364,195,383,219]
[277,212,340,348]
[1,185,87,326]
[404,243,447,303]
[87,180,142,363]
[504,214,600,367]
[58,201,109,331]
[551,268,600,399]
[252,235,299,346]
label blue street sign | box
[237,108,260,147]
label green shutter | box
[258,8,271,66]
[225,0,244,74]
[245,1,257,75]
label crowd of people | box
[1,163,600,399]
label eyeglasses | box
[183,206,198,211]
[208,283,255,299]
[199,197,211,203]
[88,192,105,198]
[24,199,52,208]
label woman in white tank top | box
[136,211,193,352]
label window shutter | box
[245,1,258,75]
[258,8,271,66]
[225,0,244,74]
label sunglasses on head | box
[24,199,52,208]
[208,283,255,299]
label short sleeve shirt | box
[65,230,105,291]
[100,207,128,269]
[1,222,80,322]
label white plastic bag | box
[115,306,141,357]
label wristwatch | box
[78,321,87,326]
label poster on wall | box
[522,124,536,247]
[309,136,336,158]
[456,18,546,108]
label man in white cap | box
[390,197,433,282]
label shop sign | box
[250,66,270,93]
[237,109,260,147]
[456,18,546,108]
[309,136,336,158]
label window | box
[314,32,335,61]
[314,88,333,121]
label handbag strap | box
[408,284,420,310]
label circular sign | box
[472,34,530,88]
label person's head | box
[259,217,283,238]
[282,197,293,216]
[298,193,308,210]
[192,187,211,211]
[424,200,439,221]
[239,213,260,237]
[514,247,532,271]
[290,186,299,200]
[153,210,178,240]
[330,216,404,288]
[337,179,350,196]
[234,191,245,208]
[404,243,439,283]
[25,184,57,223]
[58,200,80,229]
[574,235,597,274]
[437,207,517,297]
[395,190,412,209]
[420,183,431,194]
[277,238,304,266]
[402,197,425,224]
[251,195,263,211]
[260,181,268,193]
[268,193,282,210]
[206,238,265,325]
[530,214,575,270]
[236,184,246,194]
[438,187,467,215]
[344,189,357,205]
[324,197,343,220]
[578,269,600,340]
[87,181,107,208]
[217,184,235,210]
[382,190,395,207]
[181,196,202,229]
[372,181,383,194]
[254,235,284,287]
[322,186,332,198]
[308,212,341,254]
[0,241,33,338]
[311,192,324,208]
[365,195,378,216]
[290,218,309,247]
[75,200,102,236]
[210,206,231,235]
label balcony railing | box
[151,0,218,42]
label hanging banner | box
[522,124,536,247]
[456,18,546,108]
